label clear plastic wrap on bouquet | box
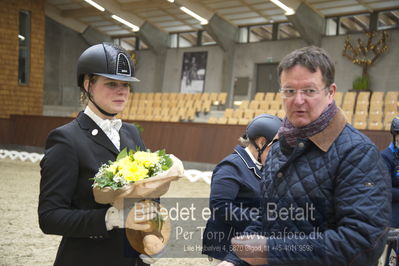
[93,155,184,209]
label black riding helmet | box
[391,115,399,154]
[244,114,282,163]
[77,42,139,116]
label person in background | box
[202,114,281,265]
[220,46,391,266]
[38,43,154,266]
[382,115,399,228]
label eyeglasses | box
[279,87,328,98]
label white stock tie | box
[100,119,122,150]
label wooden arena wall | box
[0,0,45,119]
[0,115,391,164]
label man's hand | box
[231,234,268,265]
[217,261,235,266]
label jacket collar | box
[76,111,120,155]
[119,125,140,151]
[308,107,347,152]
[244,146,263,169]
[272,108,347,153]
[234,145,263,179]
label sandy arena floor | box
[0,158,211,266]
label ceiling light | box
[270,0,295,15]
[167,0,175,2]
[18,35,25,41]
[84,0,105,12]
[111,15,140,31]
[180,6,208,25]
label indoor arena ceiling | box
[45,0,399,37]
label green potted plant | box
[352,76,369,91]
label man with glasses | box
[218,46,391,266]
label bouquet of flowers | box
[91,148,184,256]
[92,148,184,208]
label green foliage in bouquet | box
[92,148,173,190]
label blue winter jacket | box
[202,145,263,260]
[226,109,391,266]
[381,143,399,228]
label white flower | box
[113,175,124,184]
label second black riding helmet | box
[246,114,282,144]
[76,43,139,116]
[245,114,282,163]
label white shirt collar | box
[84,106,121,150]
[245,147,263,170]
[84,105,105,128]
[84,106,122,132]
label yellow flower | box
[107,156,130,174]
[118,156,133,169]
[121,161,149,182]
[133,151,160,168]
[108,161,119,174]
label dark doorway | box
[256,63,279,93]
[234,77,250,97]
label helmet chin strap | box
[251,139,267,164]
[87,93,118,117]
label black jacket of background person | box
[38,112,146,266]
[202,144,263,260]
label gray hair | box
[277,46,335,88]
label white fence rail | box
[0,149,212,184]
[0,149,44,163]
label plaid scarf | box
[278,101,337,147]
